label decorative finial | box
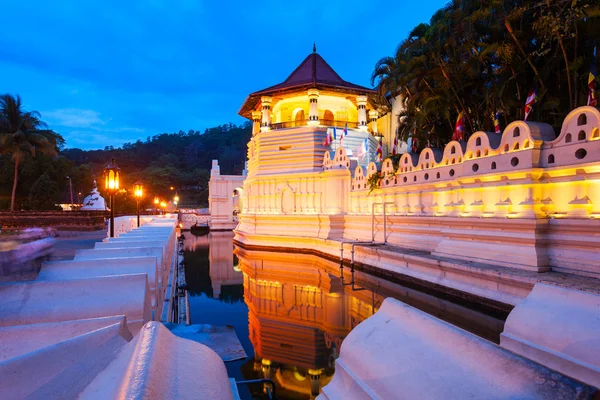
[313,43,316,53]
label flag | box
[376,138,383,162]
[332,126,337,141]
[524,89,537,121]
[411,136,418,153]
[392,134,398,156]
[356,138,367,158]
[322,130,331,146]
[588,50,597,107]
[340,123,349,147]
[452,112,465,141]
[493,111,501,134]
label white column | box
[369,110,379,134]
[252,110,262,136]
[260,96,272,133]
[357,95,368,131]
[307,89,320,126]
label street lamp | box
[134,181,143,227]
[104,158,121,238]
[173,192,179,208]
[66,176,74,208]
[154,196,159,215]
[160,201,167,215]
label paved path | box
[49,231,107,261]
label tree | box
[372,0,600,150]
[28,172,60,210]
[0,94,61,211]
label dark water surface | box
[184,232,506,400]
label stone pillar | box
[369,109,379,134]
[252,110,262,136]
[308,89,320,126]
[357,95,368,131]
[260,96,272,133]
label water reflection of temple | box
[184,232,243,301]
[236,245,506,399]
[236,247,387,399]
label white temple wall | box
[235,106,600,277]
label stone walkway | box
[48,230,107,261]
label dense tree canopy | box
[0,119,251,211]
[372,0,600,150]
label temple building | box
[239,45,404,176]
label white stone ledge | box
[80,322,234,399]
[319,297,596,399]
[0,274,152,335]
[501,283,600,387]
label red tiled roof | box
[239,51,375,119]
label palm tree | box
[0,94,59,211]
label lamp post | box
[104,158,121,238]
[160,201,167,215]
[154,196,159,215]
[173,192,179,209]
[66,176,74,208]
[134,181,143,227]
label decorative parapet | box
[349,106,600,219]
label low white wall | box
[501,283,600,388]
[37,257,161,310]
[0,319,132,399]
[0,274,152,335]
[80,322,235,400]
[319,297,596,399]
[75,247,164,274]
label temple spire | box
[313,43,316,53]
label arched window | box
[577,113,587,126]
[451,146,456,154]
[513,127,520,137]
[578,130,586,141]
[504,144,509,152]
[476,137,481,146]
[294,109,305,126]
[491,162,497,170]
[323,110,334,125]
[514,142,520,150]
[565,133,572,143]
[425,152,430,160]
[476,150,481,157]
[548,154,555,164]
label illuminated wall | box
[236,106,600,276]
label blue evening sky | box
[1,1,447,150]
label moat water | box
[183,232,507,400]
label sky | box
[1,0,447,150]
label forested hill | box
[63,121,252,196]
[0,121,251,210]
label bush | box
[28,173,60,210]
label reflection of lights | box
[293,371,307,381]
[261,359,271,366]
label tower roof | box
[239,50,375,119]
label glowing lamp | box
[134,181,143,198]
[134,181,143,227]
[103,158,121,238]
[103,158,121,195]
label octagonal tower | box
[239,46,382,177]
